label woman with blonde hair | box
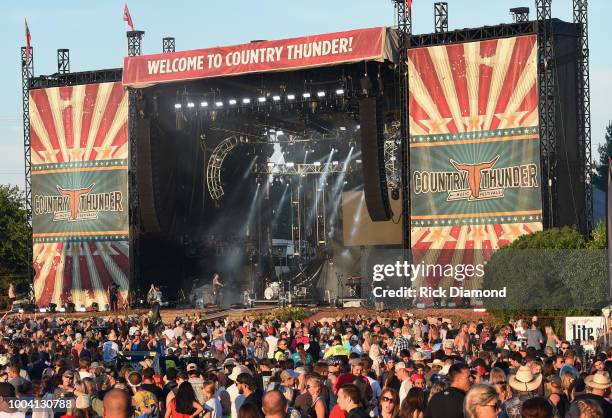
[305,376,327,418]
[567,399,603,418]
[544,326,561,351]
[463,384,500,418]
[488,368,511,402]
[561,371,576,402]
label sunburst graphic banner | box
[29,82,130,308]
[408,35,544,293]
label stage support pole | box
[574,0,593,234]
[536,0,557,229]
[20,46,33,284]
[127,30,144,296]
[394,0,412,261]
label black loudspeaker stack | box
[359,97,391,222]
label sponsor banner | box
[123,27,390,87]
[565,317,606,345]
[29,82,129,307]
[408,35,542,294]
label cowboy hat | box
[584,372,612,390]
[427,359,445,368]
[412,352,426,361]
[508,365,542,392]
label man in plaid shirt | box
[390,328,410,357]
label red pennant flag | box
[407,0,413,17]
[25,18,31,62]
[123,4,135,31]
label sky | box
[1,0,610,188]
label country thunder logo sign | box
[413,156,539,202]
[33,184,124,222]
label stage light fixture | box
[339,126,347,131]
[201,101,208,107]
[286,162,295,167]
[313,161,321,167]
[317,91,325,98]
[272,95,281,101]
[356,124,361,130]
[174,103,182,109]
[242,98,251,104]
[276,130,284,136]
[287,94,296,100]
[267,162,275,168]
[302,92,311,99]
[258,97,266,103]
[356,159,362,164]
[215,101,223,107]
[39,308,47,313]
[229,99,237,105]
[332,161,339,165]
[187,102,195,108]
[336,89,345,95]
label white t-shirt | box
[0,412,26,418]
[226,383,244,418]
[205,398,223,418]
[266,335,278,359]
[399,379,412,405]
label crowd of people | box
[0,312,610,418]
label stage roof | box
[122,27,398,88]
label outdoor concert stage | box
[23,2,592,312]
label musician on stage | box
[109,283,119,312]
[147,283,162,323]
[212,273,224,306]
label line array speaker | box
[359,97,391,221]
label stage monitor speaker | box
[359,97,391,221]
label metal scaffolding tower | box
[573,0,593,233]
[536,0,557,228]
[434,2,449,33]
[162,37,175,53]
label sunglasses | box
[482,401,501,410]
[381,396,395,403]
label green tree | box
[0,185,31,277]
[593,121,612,191]
[483,226,607,310]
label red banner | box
[123,27,390,87]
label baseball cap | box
[186,363,198,372]
[394,362,407,372]
[280,369,298,380]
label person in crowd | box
[567,399,604,418]
[165,381,203,418]
[337,384,368,418]
[573,371,612,417]
[201,380,222,418]
[103,388,131,418]
[463,384,500,418]
[425,363,472,418]
[519,397,553,418]
[399,388,425,418]
[501,365,542,418]
[378,388,400,418]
